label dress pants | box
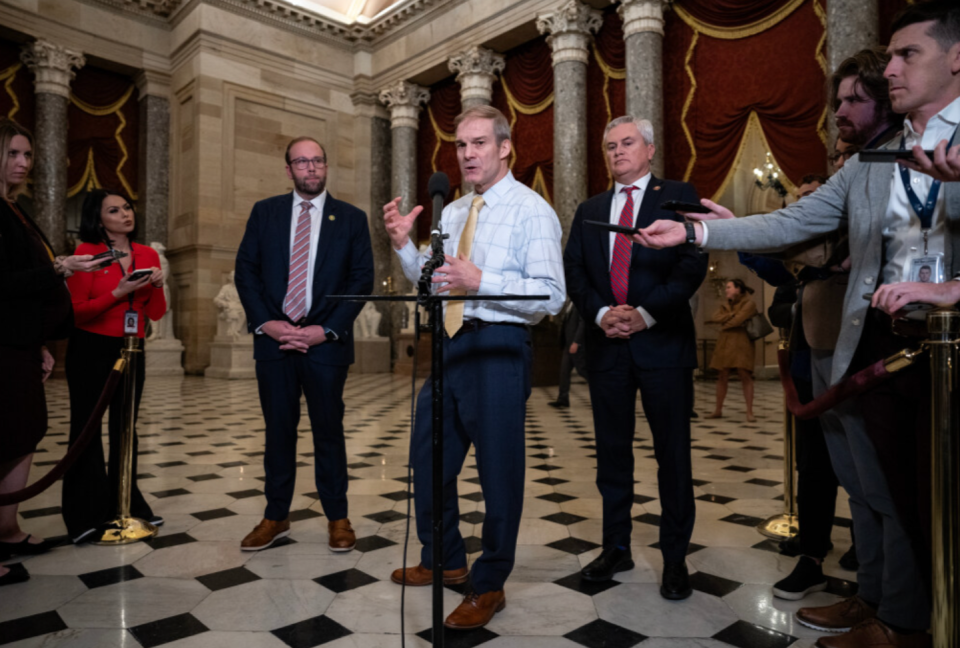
[63,329,153,538]
[812,344,929,631]
[793,376,839,560]
[411,324,531,595]
[255,354,349,522]
[588,345,695,563]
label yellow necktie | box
[444,195,485,338]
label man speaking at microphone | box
[383,105,565,629]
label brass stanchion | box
[94,336,158,545]
[758,339,799,540]
[929,308,960,648]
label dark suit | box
[235,192,374,521]
[564,177,707,562]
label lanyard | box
[899,126,957,252]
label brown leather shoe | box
[240,518,290,551]
[444,590,506,630]
[797,596,877,632]
[391,564,469,586]
[328,518,356,552]
[815,619,931,648]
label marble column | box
[378,80,429,296]
[20,39,85,253]
[352,91,395,340]
[135,70,171,248]
[619,0,668,177]
[827,0,879,145]
[537,0,601,245]
[448,46,505,109]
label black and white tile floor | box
[1,374,857,648]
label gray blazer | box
[704,139,960,385]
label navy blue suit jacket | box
[235,193,374,364]
[564,177,707,371]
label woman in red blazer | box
[62,189,167,543]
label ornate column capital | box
[20,39,85,98]
[378,81,430,130]
[618,0,671,37]
[536,0,603,66]
[448,46,505,106]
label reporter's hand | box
[40,346,54,383]
[60,254,100,274]
[900,140,960,183]
[680,199,734,221]
[111,272,153,299]
[633,220,688,249]
[148,266,164,288]
[383,197,424,250]
[569,342,579,354]
[871,281,960,315]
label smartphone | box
[92,248,128,268]
[661,200,711,214]
[128,269,153,282]
[859,149,935,163]
[584,220,639,235]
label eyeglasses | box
[290,157,327,170]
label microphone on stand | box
[419,172,451,299]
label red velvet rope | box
[777,348,895,421]
[0,368,123,506]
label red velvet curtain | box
[0,38,36,131]
[587,7,626,197]
[67,65,139,199]
[416,76,461,241]
[490,36,554,203]
[663,0,828,199]
[675,0,799,27]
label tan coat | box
[708,295,757,372]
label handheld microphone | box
[427,172,450,235]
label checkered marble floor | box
[1,373,857,648]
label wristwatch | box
[684,222,697,245]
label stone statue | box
[214,270,247,340]
[356,302,384,339]
[147,241,175,341]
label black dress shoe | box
[0,535,59,560]
[581,547,634,582]
[548,399,569,409]
[660,561,692,600]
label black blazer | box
[0,199,73,349]
[564,177,707,371]
[234,193,374,365]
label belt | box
[448,319,529,338]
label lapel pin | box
[328,215,336,221]
[653,186,661,191]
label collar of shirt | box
[292,189,327,219]
[902,95,960,147]
[613,172,652,196]
[472,170,518,209]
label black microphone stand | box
[330,225,547,647]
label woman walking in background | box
[707,279,758,422]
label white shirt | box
[396,171,565,323]
[595,173,657,329]
[881,96,960,285]
[290,189,327,313]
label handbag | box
[745,312,774,341]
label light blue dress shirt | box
[395,171,566,324]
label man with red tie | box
[235,137,374,552]
[564,116,707,599]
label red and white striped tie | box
[610,186,637,305]
[283,201,312,323]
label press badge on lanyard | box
[899,129,955,284]
[122,257,139,335]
